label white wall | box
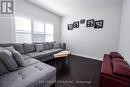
[61,6,121,60]
[118,0,130,64]
[0,17,14,43]
[0,0,61,43]
[0,0,15,43]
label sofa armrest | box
[60,43,66,50]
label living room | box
[0,0,130,87]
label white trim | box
[71,52,103,61]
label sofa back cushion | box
[48,42,55,49]
[0,61,9,76]
[110,52,124,59]
[53,42,60,49]
[42,42,50,50]
[24,43,35,53]
[5,46,28,67]
[112,59,130,78]
[0,43,24,54]
[35,44,44,52]
[0,47,18,71]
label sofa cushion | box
[26,49,63,59]
[110,52,124,59]
[26,52,51,59]
[53,42,60,49]
[60,43,66,50]
[35,44,44,52]
[48,42,55,49]
[0,62,56,87]
[22,58,40,67]
[13,44,25,54]
[112,59,130,78]
[42,42,50,50]
[24,43,35,53]
[48,48,63,54]
[5,46,30,67]
[22,55,32,60]
[0,61,9,76]
[12,50,28,67]
[0,47,18,71]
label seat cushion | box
[26,52,51,59]
[23,58,41,66]
[0,47,18,71]
[23,44,35,53]
[26,49,63,59]
[0,62,56,87]
[46,49,63,54]
[22,55,32,60]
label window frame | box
[15,16,32,43]
[15,16,54,43]
[44,23,54,42]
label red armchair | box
[100,52,130,87]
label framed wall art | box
[94,20,104,29]
[73,21,79,28]
[68,24,73,30]
[86,19,95,27]
[80,19,85,24]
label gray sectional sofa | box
[0,42,66,87]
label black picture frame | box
[94,20,104,29]
[86,19,94,27]
[73,21,79,28]
[80,19,85,24]
[68,24,73,30]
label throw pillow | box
[23,43,35,53]
[0,47,18,71]
[5,46,27,67]
[42,42,50,50]
[35,44,44,52]
[53,43,60,49]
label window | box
[33,20,45,42]
[15,16,32,43]
[15,16,54,43]
[45,24,54,42]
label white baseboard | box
[71,52,103,61]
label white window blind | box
[15,16,54,43]
[33,20,45,42]
[15,16,32,43]
[45,24,54,42]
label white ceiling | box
[27,0,123,16]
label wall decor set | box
[68,19,104,30]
